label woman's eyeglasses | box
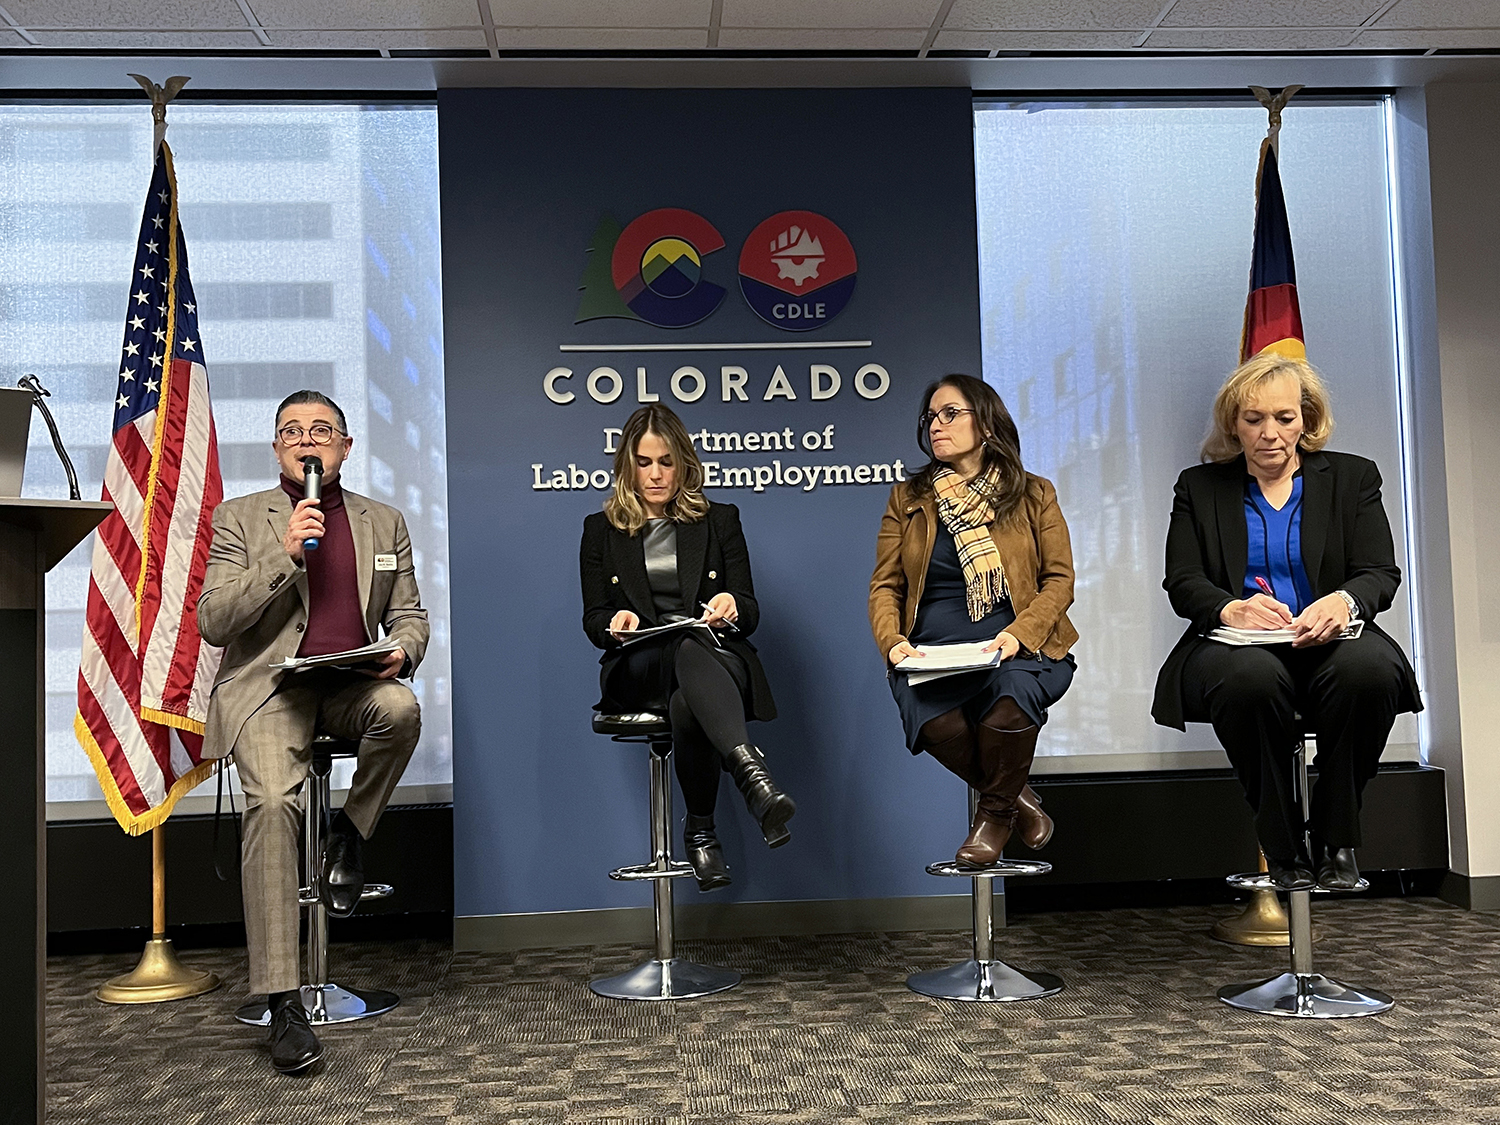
[920,406,974,429]
[276,424,344,447]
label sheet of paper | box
[1207,619,1364,646]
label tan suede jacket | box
[868,473,1079,665]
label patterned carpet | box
[46,897,1500,1125]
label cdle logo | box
[575,208,727,329]
[576,208,858,331]
[738,211,858,331]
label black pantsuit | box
[1153,451,1421,863]
[580,502,776,816]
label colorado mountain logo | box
[575,209,727,329]
[738,211,857,331]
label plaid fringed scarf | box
[932,467,1010,621]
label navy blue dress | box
[889,525,1075,753]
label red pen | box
[1254,576,1276,598]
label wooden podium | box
[1,499,111,1125]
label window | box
[973,97,1415,772]
[0,102,451,813]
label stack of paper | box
[271,638,401,672]
[897,641,1001,685]
[1208,619,1364,646]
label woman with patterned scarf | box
[869,374,1078,866]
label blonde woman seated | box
[1152,354,1421,890]
[870,374,1078,868]
[580,403,794,892]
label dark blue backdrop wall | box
[440,88,983,927]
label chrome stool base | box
[590,714,742,1002]
[908,800,1062,1004]
[234,983,400,1026]
[1217,736,1392,1019]
[1217,971,1394,1019]
[589,958,741,1001]
[908,958,1063,1003]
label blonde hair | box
[1202,353,1334,463]
[603,403,711,535]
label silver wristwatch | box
[1333,589,1361,621]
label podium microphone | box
[301,456,323,551]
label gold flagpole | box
[96,73,218,1004]
[96,824,219,1003]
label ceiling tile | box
[490,0,710,27]
[722,0,939,29]
[250,0,481,29]
[1356,27,1500,46]
[716,27,926,47]
[933,28,1141,48]
[946,0,1164,31]
[1373,0,1500,28]
[26,29,266,45]
[4,0,247,28]
[1162,0,1385,27]
[267,28,487,47]
[491,26,707,46]
[1144,26,1358,47]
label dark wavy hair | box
[908,374,1027,526]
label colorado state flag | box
[1240,142,1306,361]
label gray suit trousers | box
[233,670,421,995]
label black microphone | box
[301,456,323,551]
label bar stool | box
[235,734,398,1026]
[1217,734,1393,1019]
[907,789,1063,1002]
[589,712,740,1001]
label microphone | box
[301,456,323,551]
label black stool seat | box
[592,712,672,738]
[311,733,360,761]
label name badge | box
[374,553,397,571]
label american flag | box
[74,140,224,835]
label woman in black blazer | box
[1153,354,1420,890]
[580,403,794,891]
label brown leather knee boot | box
[956,715,1040,867]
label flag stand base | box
[96,935,220,1004]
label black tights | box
[668,640,752,816]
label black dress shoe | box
[268,991,322,1075]
[724,744,796,847]
[1317,846,1362,890]
[683,814,731,892]
[1264,854,1316,890]
[321,819,365,918]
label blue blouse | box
[1242,475,1315,615]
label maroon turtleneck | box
[279,473,367,656]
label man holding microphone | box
[199,390,429,1075]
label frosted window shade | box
[0,104,453,809]
[973,99,1416,773]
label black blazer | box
[1152,450,1421,730]
[579,501,776,721]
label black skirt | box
[596,629,753,719]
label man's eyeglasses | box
[276,424,345,447]
[920,406,974,429]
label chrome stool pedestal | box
[588,713,740,1002]
[908,793,1062,1003]
[235,736,398,1027]
[1217,738,1392,1019]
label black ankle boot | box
[267,990,322,1075]
[1317,846,1361,890]
[683,814,731,891]
[724,744,795,847]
